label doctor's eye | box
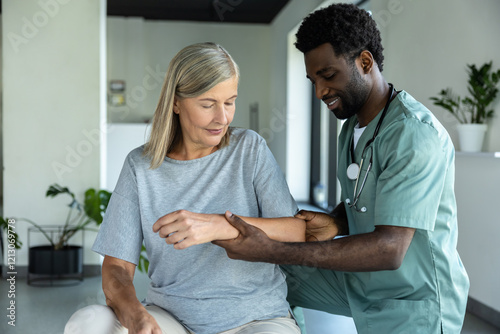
[324,72,336,80]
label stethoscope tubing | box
[347,83,395,212]
[350,147,373,209]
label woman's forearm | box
[153,210,306,249]
[203,214,306,242]
[102,256,149,328]
[239,216,306,242]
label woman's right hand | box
[153,210,239,249]
[126,310,163,334]
[102,256,163,334]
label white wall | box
[107,18,271,133]
[268,0,325,172]
[285,28,311,201]
[105,4,325,200]
[455,154,500,313]
[0,16,3,207]
[281,0,355,201]
[373,0,500,152]
[2,0,106,266]
[371,0,500,313]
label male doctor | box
[214,3,469,333]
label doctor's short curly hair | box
[295,3,385,72]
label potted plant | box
[1,184,111,283]
[430,61,500,152]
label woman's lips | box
[206,128,223,135]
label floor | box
[0,271,498,334]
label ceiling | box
[107,0,291,24]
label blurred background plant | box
[1,184,111,251]
[430,61,500,124]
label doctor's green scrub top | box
[337,90,469,333]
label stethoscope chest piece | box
[346,163,359,180]
[345,83,396,213]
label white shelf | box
[456,151,500,158]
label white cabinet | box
[455,152,500,314]
[106,123,150,191]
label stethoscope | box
[345,83,395,213]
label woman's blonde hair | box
[143,42,240,169]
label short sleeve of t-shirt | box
[252,138,298,218]
[374,117,448,231]
[92,128,298,265]
[92,153,144,265]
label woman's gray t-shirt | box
[92,128,298,333]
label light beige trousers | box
[64,304,301,334]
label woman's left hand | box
[152,210,239,249]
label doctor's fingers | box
[295,210,318,221]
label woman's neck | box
[167,141,218,161]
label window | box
[309,87,341,212]
[307,0,370,211]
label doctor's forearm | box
[263,225,415,271]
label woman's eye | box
[202,105,213,109]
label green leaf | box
[84,188,112,225]
[46,184,75,199]
[462,61,500,123]
[138,244,150,273]
[0,217,23,249]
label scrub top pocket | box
[349,165,377,234]
[363,298,439,334]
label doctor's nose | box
[315,82,329,101]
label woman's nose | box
[214,105,228,124]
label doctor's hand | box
[212,211,278,262]
[295,210,339,242]
[152,210,239,250]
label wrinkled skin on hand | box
[152,210,237,250]
[127,311,163,334]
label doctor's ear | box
[359,50,374,73]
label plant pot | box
[28,245,83,275]
[456,124,487,152]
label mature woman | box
[64,42,304,334]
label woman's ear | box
[173,98,180,114]
[359,50,374,74]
